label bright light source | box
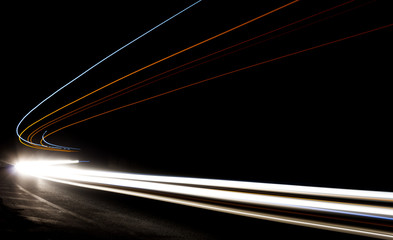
[14,160,79,175]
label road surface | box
[0,167,377,240]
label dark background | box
[2,0,392,191]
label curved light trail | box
[13,1,393,238]
[41,23,393,143]
[28,0,360,149]
[18,0,299,151]
[22,0,385,151]
[16,0,203,150]
[41,130,80,151]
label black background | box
[2,0,392,191]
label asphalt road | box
[0,167,376,240]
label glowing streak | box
[61,170,393,202]
[40,131,80,150]
[14,160,79,174]
[16,0,203,149]
[17,166,393,219]
[16,163,393,202]
[29,0,359,147]
[18,0,299,151]
[50,176,393,219]
[43,23,393,139]
[36,176,393,239]
[14,162,393,239]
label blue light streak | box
[287,203,393,221]
[41,131,80,151]
[16,0,203,150]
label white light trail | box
[14,160,79,175]
[59,169,393,202]
[34,175,393,240]
[13,160,393,239]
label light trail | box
[14,159,79,170]
[18,0,299,151]
[41,130,80,151]
[29,0,361,149]
[49,169,393,203]
[13,2,391,238]
[42,23,393,141]
[16,0,203,150]
[14,161,393,239]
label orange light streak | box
[42,23,393,143]
[19,1,299,151]
[31,0,354,148]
